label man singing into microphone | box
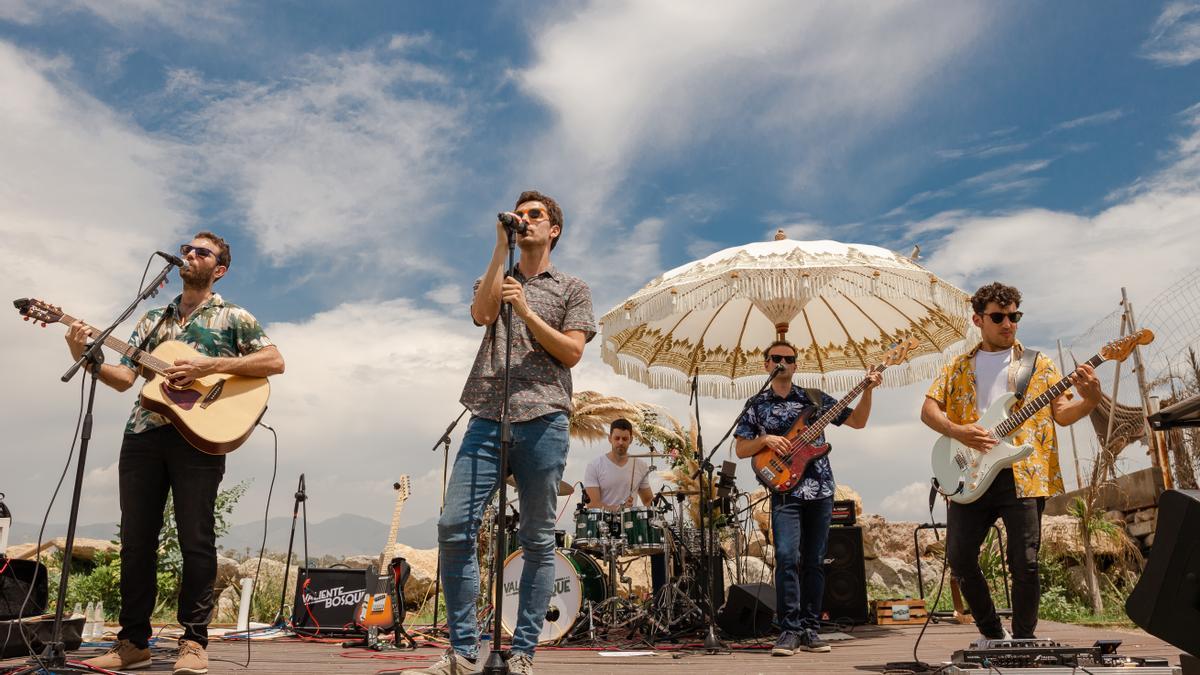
[418,192,595,675]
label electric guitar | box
[751,338,920,493]
[355,477,412,632]
[14,298,270,455]
[930,329,1154,504]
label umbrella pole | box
[483,230,518,675]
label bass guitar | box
[751,338,919,493]
[14,297,270,455]
[930,329,1154,504]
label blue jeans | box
[770,493,832,634]
[437,413,569,659]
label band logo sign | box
[303,585,366,610]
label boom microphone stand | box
[429,406,468,632]
[274,474,308,627]
[482,217,523,675]
[690,364,784,654]
[11,261,177,674]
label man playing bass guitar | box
[920,282,1100,642]
[734,339,880,656]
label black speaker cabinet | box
[291,566,370,637]
[718,582,776,637]
[1125,489,1200,658]
[822,525,868,625]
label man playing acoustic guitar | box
[920,282,1100,642]
[734,339,879,656]
[66,232,284,674]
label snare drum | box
[574,508,620,550]
[620,506,665,554]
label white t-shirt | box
[974,348,1012,412]
[583,454,651,508]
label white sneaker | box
[411,649,481,675]
[508,652,534,674]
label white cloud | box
[0,0,240,39]
[1051,108,1126,132]
[1142,1,1200,66]
[880,481,938,523]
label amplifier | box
[291,567,369,637]
[831,499,857,526]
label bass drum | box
[501,548,607,644]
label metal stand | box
[430,407,467,633]
[482,226,520,675]
[11,263,176,674]
[914,522,1011,619]
[274,474,308,626]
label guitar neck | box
[380,492,408,567]
[992,353,1105,438]
[793,366,883,446]
[55,313,170,376]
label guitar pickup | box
[199,379,225,409]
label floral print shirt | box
[120,293,273,434]
[735,385,852,500]
[926,340,1071,498]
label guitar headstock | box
[13,298,63,327]
[1099,329,1155,363]
[877,336,922,369]
[393,476,411,502]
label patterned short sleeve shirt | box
[460,265,596,422]
[734,385,853,500]
[120,293,273,434]
[925,341,1070,498]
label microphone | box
[156,251,190,271]
[497,212,527,235]
[770,363,786,378]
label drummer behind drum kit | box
[486,454,722,645]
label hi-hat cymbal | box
[625,452,673,458]
[505,474,575,496]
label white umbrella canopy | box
[600,232,978,398]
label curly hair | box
[515,190,563,250]
[971,282,1021,313]
[193,231,231,269]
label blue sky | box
[3,1,1199,541]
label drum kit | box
[482,455,727,646]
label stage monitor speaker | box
[291,566,370,637]
[1125,489,1200,658]
[718,582,775,637]
[822,525,868,625]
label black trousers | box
[117,425,225,648]
[946,469,1045,639]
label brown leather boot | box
[174,639,208,674]
[81,639,152,670]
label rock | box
[745,537,773,561]
[393,545,439,604]
[724,556,772,588]
[859,514,941,562]
[214,556,240,592]
[864,557,920,596]
[214,585,240,624]
[342,555,378,570]
[748,487,772,542]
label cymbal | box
[625,452,673,458]
[659,488,700,497]
[505,474,575,496]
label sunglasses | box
[767,354,797,364]
[180,244,218,259]
[981,311,1023,324]
[515,208,547,221]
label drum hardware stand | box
[429,406,468,634]
[9,263,176,675]
[482,218,524,675]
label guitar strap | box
[1012,349,1040,402]
[133,306,173,377]
[803,387,826,410]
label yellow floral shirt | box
[926,341,1071,498]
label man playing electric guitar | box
[920,282,1100,641]
[67,232,285,674]
[734,339,879,656]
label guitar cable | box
[211,420,279,670]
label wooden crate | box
[871,598,928,625]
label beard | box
[180,265,217,290]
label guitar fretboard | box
[785,365,885,456]
[991,353,1105,438]
[55,312,172,375]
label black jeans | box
[770,494,833,634]
[946,469,1045,639]
[117,425,225,648]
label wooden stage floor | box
[2,620,1182,674]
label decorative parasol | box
[600,231,976,398]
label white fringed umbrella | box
[600,231,977,398]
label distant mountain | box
[8,515,438,559]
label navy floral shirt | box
[734,385,852,500]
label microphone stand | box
[275,474,308,628]
[482,225,520,675]
[14,261,176,675]
[429,406,468,633]
[689,364,783,655]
